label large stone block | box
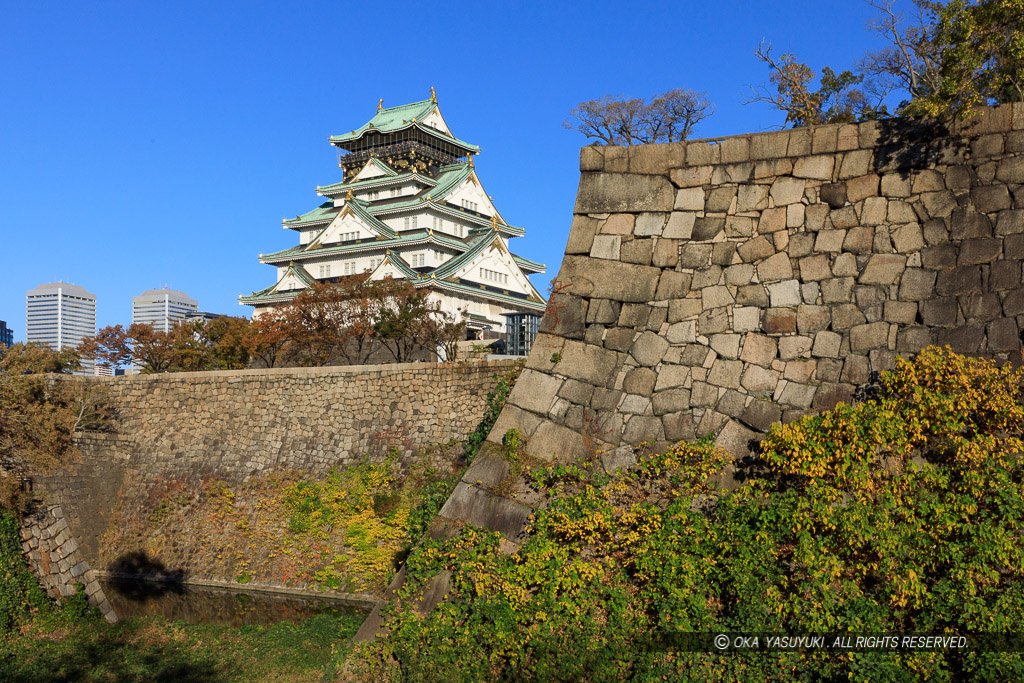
[652,388,692,416]
[738,236,775,263]
[770,177,806,205]
[558,340,621,386]
[629,331,670,367]
[708,359,743,389]
[714,420,761,459]
[757,252,794,282]
[663,211,696,238]
[764,308,797,333]
[859,254,906,285]
[589,234,621,260]
[996,156,1024,183]
[971,185,1012,212]
[558,256,661,302]
[850,322,891,352]
[670,165,713,188]
[996,210,1024,236]
[740,333,778,367]
[793,155,835,180]
[575,172,676,213]
[821,277,855,303]
[899,268,937,301]
[628,143,685,174]
[919,297,958,327]
[797,305,831,332]
[935,265,982,297]
[767,279,802,307]
[438,483,533,539]
[958,238,1002,265]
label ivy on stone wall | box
[341,348,1024,681]
[0,512,55,631]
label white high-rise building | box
[132,288,199,332]
[25,282,97,375]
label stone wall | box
[19,503,116,622]
[357,103,1024,641]
[490,103,1024,462]
[33,360,514,577]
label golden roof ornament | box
[377,98,383,112]
[346,188,354,201]
[430,86,437,102]
[491,216,498,231]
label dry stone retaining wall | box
[31,360,514,580]
[357,104,1024,641]
[490,103,1024,462]
[19,503,116,622]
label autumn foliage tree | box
[751,0,1024,126]
[0,343,112,510]
[79,276,468,372]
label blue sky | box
[0,0,900,338]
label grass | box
[0,610,363,682]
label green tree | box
[908,0,1024,116]
[755,1,1024,126]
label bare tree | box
[858,0,942,106]
[564,89,714,145]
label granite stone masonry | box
[356,104,1024,642]
[20,503,116,622]
[494,103,1024,465]
[29,360,514,583]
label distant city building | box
[0,320,12,348]
[132,288,199,332]
[184,311,225,323]
[93,364,113,377]
[25,282,97,375]
[241,89,546,337]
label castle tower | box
[241,90,546,336]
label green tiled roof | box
[261,228,469,265]
[369,163,472,211]
[329,98,480,153]
[240,263,313,304]
[512,254,546,273]
[283,201,338,227]
[317,170,436,197]
[428,278,547,311]
[343,200,397,239]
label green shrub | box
[346,348,1024,681]
[0,511,52,631]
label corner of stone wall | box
[512,102,1024,468]
[20,503,116,623]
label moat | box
[100,577,370,627]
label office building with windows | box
[0,320,13,348]
[132,288,199,332]
[25,282,97,374]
